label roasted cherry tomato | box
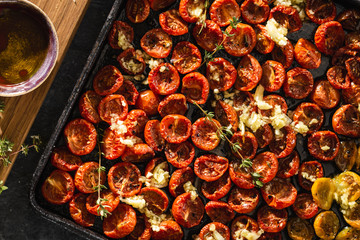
[179,0,206,23]
[310,80,340,109]
[148,0,176,11]
[292,102,324,134]
[333,171,360,203]
[235,54,262,92]
[254,24,275,54]
[117,48,145,76]
[292,193,319,220]
[260,60,286,92]
[103,203,137,239]
[101,128,126,160]
[108,162,142,197]
[86,190,120,216]
[271,40,294,69]
[311,177,335,210]
[233,90,256,116]
[79,90,102,124]
[257,205,288,233]
[152,221,183,240]
[308,131,339,161]
[144,158,169,188]
[259,232,282,240]
[140,187,169,214]
[144,120,166,152]
[343,81,360,106]
[315,21,345,55]
[305,0,336,25]
[336,226,360,240]
[276,150,300,179]
[69,193,95,227]
[140,28,172,58]
[326,66,350,89]
[160,114,192,144]
[269,126,296,159]
[199,222,230,240]
[42,170,74,205]
[287,217,315,240]
[344,203,360,229]
[314,211,340,240]
[172,192,204,228]
[332,46,358,66]
[214,100,239,131]
[345,31,360,50]
[158,93,188,118]
[191,117,221,151]
[148,63,180,96]
[261,178,297,209]
[260,94,287,118]
[337,9,360,31]
[231,216,261,240]
[126,0,150,23]
[205,201,235,224]
[298,161,324,191]
[74,162,105,194]
[159,9,189,36]
[135,90,160,116]
[115,79,139,106]
[294,38,321,69]
[223,23,256,57]
[284,67,314,99]
[241,0,270,24]
[230,131,258,159]
[128,214,151,240]
[124,109,149,137]
[345,57,360,84]
[93,65,124,96]
[193,20,223,52]
[228,186,259,213]
[201,172,231,200]
[194,155,229,182]
[269,5,302,32]
[332,104,360,137]
[121,143,155,163]
[165,141,195,168]
[51,147,82,172]
[207,58,237,91]
[335,141,357,171]
[108,21,134,50]
[181,72,209,104]
[210,0,241,27]
[171,41,201,74]
[169,167,195,197]
[98,94,128,123]
[253,124,274,149]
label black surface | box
[0,1,114,239]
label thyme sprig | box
[0,180,7,194]
[197,0,210,34]
[230,17,241,29]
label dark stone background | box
[0,1,114,239]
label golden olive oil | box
[0,8,49,84]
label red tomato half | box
[193,20,224,52]
[135,90,160,116]
[74,162,105,194]
[51,147,82,172]
[269,5,302,32]
[199,222,230,240]
[172,193,205,228]
[294,38,321,69]
[257,205,288,233]
[284,67,314,99]
[336,9,360,31]
[115,80,139,106]
[191,117,221,151]
[108,21,134,50]
[160,114,192,144]
[93,65,124,96]
[292,102,324,134]
[308,131,340,161]
[194,155,229,182]
[343,81,360,106]
[128,214,151,240]
[207,58,237,91]
[205,201,235,224]
[79,90,102,124]
[126,0,150,23]
[306,0,336,25]
[231,216,261,240]
[214,101,239,131]
[86,190,120,216]
[121,143,155,163]
[271,40,294,69]
[332,104,360,137]
[292,193,319,220]
[140,28,172,58]
[276,150,300,179]
[310,80,340,109]
[230,131,258,160]
[210,0,241,27]
[69,193,95,227]
[165,141,195,168]
[181,72,209,104]
[315,21,345,55]
[117,48,145,75]
[261,178,297,209]
[260,60,286,92]
[148,63,180,96]
[298,161,324,191]
[152,221,183,240]
[108,162,142,197]
[253,124,274,149]
[345,57,360,84]
[254,24,275,54]
[42,170,74,205]
[171,41,202,74]
[326,66,350,89]
[223,23,256,57]
[269,126,296,158]
[228,186,259,213]
[148,0,176,11]
[140,187,169,215]
[235,54,262,91]
[144,120,166,152]
[101,128,126,160]
[98,94,128,123]
[159,9,189,36]
[158,93,188,117]
[241,0,270,24]
[201,172,232,200]
[169,167,195,197]
[103,204,137,238]
[179,0,206,23]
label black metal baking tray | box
[30,0,360,239]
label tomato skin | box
[79,90,102,124]
[194,155,229,182]
[253,124,274,149]
[108,21,134,50]
[121,143,155,163]
[298,161,324,191]
[201,172,231,200]
[207,58,237,91]
[308,131,340,161]
[101,128,126,160]
[140,28,172,58]
[241,0,270,24]
[86,190,120,216]
[144,120,166,152]
[231,215,260,239]
[310,80,340,109]
[148,63,180,96]
[171,41,202,74]
[230,131,258,160]
[124,109,149,137]
[126,0,150,23]
[69,193,95,227]
[287,217,315,240]
[261,178,298,209]
[159,9,188,36]
[75,162,105,194]
[169,167,195,197]
[315,21,345,55]
[271,40,294,69]
[179,0,206,23]
[284,67,314,99]
[235,54,262,92]
[117,48,145,75]
[42,170,74,205]
[294,38,321,69]
[148,0,176,11]
[108,162,142,197]
[313,211,340,240]
[151,221,183,240]
[228,186,259,214]
[260,60,286,92]
[260,94,287,118]
[181,72,209,104]
[293,102,323,134]
[292,193,318,220]
[64,118,97,156]
[214,101,239,131]
[135,90,160,116]
[345,57,360,84]
[51,147,82,172]
[257,205,288,233]
[276,150,300,179]
[199,222,230,240]
[160,114,192,144]
[165,141,195,168]
[128,214,151,240]
[306,0,336,25]
[269,126,296,159]
[98,94,128,124]
[193,20,224,52]
[115,80,139,106]
[223,23,256,57]
[191,117,221,151]
[326,66,350,89]
[210,0,241,27]
[172,193,204,228]
[205,201,235,224]
[254,24,275,54]
[332,104,360,137]
[140,187,169,215]
[158,93,188,118]
[269,5,302,32]
[93,65,124,96]
[342,81,360,106]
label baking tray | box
[30,0,360,239]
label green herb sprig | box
[0,180,7,194]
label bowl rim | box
[0,0,59,97]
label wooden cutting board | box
[0,0,91,183]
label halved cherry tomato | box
[294,38,321,69]
[308,131,339,161]
[276,150,300,179]
[148,0,176,11]
[228,186,259,213]
[335,141,357,171]
[271,40,294,69]
[305,0,336,25]
[79,90,102,124]
[144,158,169,188]
[140,28,172,58]
[181,72,209,104]
[144,120,166,152]
[172,192,204,228]
[171,41,201,74]
[269,5,302,32]
[205,201,235,224]
[260,60,286,92]
[108,21,134,50]
[326,66,350,89]
[135,90,160,116]
[333,171,360,203]
[231,216,261,240]
[345,57,360,84]
[108,162,142,197]
[314,211,340,240]
[335,226,360,240]
[261,178,297,209]
[160,114,192,144]
[337,9,360,31]
[101,128,126,160]
[287,217,315,240]
[207,58,237,91]
[345,31,360,50]
[86,189,120,216]
[51,147,82,171]
[152,221,183,240]
[269,126,296,158]
[42,170,74,205]
[259,232,282,240]
[103,203,137,239]
[194,155,229,182]
[199,222,230,240]
[284,67,314,99]
[315,21,345,55]
[310,80,340,109]
[115,79,139,106]
[169,167,195,197]
[223,23,256,57]
[298,161,324,191]
[121,143,155,163]
[241,0,270,24]
[159,9,189,36]
[165,141,195,168]
[93,65,124,96]
[148,63,180,96]
[179,0,206,23]
[344,204,360,229]
[254,24,275,54]
[201,172,231,200]
[230,131,258,159]
[210,0,241,27]
[128,214,151,240]
[69,193,95,227]
[233,91,256,116]
[343,81,360,107]
[124,109,149,136]
[292,102,324,134]
[311,177,335,210]
[117,48,145,76]
[332,104,360,137]
[193,20,223,52]
[74,162,105,194]
[191,117,220,151]
[260,94,287,118]
[235,54,262,91]
[257,205,288,233]
[140,187,169,215]
[332,46,358,66]
[126,0,150,23]
[158,94,188,118]
[292,193,318,220]
[253,124,274,149]
[214,100,239,131]
[98,94,128,123]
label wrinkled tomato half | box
[205,201,235,224]
[160,114,192,144]
[128,214,151,240]
[214,100,239,131]
[140,28,172,58]
[207,58,237,91]
[233,91,256,115]
[152,221,183,240]
[345,57,360,84]
[165,141,195,168]
[172,192,205,228]
[75,162,105,194]
[345,31,360,50]
[335,141,357,171]
[257,205,288,233]
[201,172,231,200]
[306,0,336,24]
[260,94,287,118]
[108,162,142,197]
[308,131,340,161]
[144,158,169,188]
[199,222,230,240]
[337,9,360,31]
[194,155,229,182]
[69,193,95,227]
[115,79,139,106]
[310,79,340,109]
[191,117,221,151]
[158,93,187,118]
[98,94,128,123]
[171,41,201,74]
[144,120,166,152]
[86,190,120,216]
[315,21,345,55]
[223,23,256,57]
[326,66,350,89]
[253,124,274,149]
[294,38,321,69]
[193,20,223,52]
[332,46,358,66]
[332,104,360,137]
[210,0,241,27]
[169,167,195,197]
[135,90,160,116]
[269,126,296,158]
[292,102,324,134]
[140,187,169,215]
[260,60,286,92]
[269,5,302,32]
[231,216,260,240]
[298,161,324,191]
[179,0,206,23]
[292,193,318,220]
[276,150,300,179]
[42,170,74,205]
[230,131,258,159]
[124,109,149,137]
[108,21,134,50]
[148,63,180,95]
[148,0,176,11]
[228,186,259,214]
[343,81,360,106]
[93,65,124,96]
[311,177,335,210]
[126,0,150,23]
[284,67,314,99]
[159,9,189,36]
[241,0,270,24]
[117,48,145,76]
[51,147,82,172]
[271,40,294,69]
[235,54,262,91]
[261,178,297,209]
[121,143,155,163]
[287,217,315,240]
[101,128,126,160]
[79,90,102,124]
[181,72,210,104]
[313,211,340,240]
[254,24,275,54]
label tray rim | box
[29,0,122,239]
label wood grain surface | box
[0,0,90,182]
